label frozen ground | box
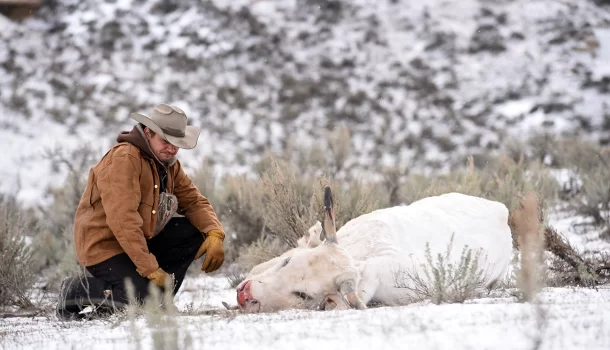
[1,274,609,350]
[2,209,610,350]
[1,1,610,348]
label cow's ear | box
[322,186,338,244]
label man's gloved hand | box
[146,267,174,289]
[195,229,225,273]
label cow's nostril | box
[250,300,258,305]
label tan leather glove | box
[146,267,174,289]
[195,229,225,273]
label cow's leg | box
[354,261,380,306]
[357,257,413,307]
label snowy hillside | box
[1,0,610,204]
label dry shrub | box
[41,145,97,237]
[259,159,388,249]
[397,155,558,251]
[544,226,608,286]
[254,142,323,178]
[221,175,266,248]
[380,166,410,206]
[333,181,388,226]
[551,137,607,172]
[189,157,224,213]
[539,138,610,234]
[402,155,558,213]
[226,269,246,289]
[36,144,97,289]
[283,138,327,177]
[511,192,546,302]
[326,127,352,175]
[576,165,610,225]
[121,279,190,350]
[254,126,351,179]
[236,155,387,272]
[191,159,267,264]
[310,180,389,229]
[507,133,603,170]
[237,126,360,251]
[0,197,39,310]
[260,158,316,248]
[235,235,288,273]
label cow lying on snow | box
[236,188,513,312]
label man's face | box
[145,128,179,162]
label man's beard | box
[157,152,176,164]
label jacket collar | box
[116,125,178,167]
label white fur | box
[241,193,512,311]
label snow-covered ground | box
[2,207,610,350]
[2,0,610,348]
[1,275,609,350]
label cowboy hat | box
[131,104,200,149]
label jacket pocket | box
[84,169,97,207]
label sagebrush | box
[394,235,489,305]
[0,198,39,310]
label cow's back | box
[337,193,513,285]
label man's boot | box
[56,276,124,321]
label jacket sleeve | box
[96,153,159,277]
[172,161,224,235]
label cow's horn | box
[321,185,338,244]
[338,279,367,310]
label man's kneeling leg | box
[56,276,125,321]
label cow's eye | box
[279,257,291,269]
[292,291,313,301]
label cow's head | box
[237,186,367,313]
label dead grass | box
[511,192,546,302]
[310,180,389,229]
[235,235,288,273]
[416,155,557,211]
[36,145,97,290]
[0,198,39,310]
[189,157,224,215]
[544,226,609,286]
[222,174,266,248]
[576,165,610,225]
[226,269,246,289]
[260,158,316,248]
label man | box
[57,104,225,320]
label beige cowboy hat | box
[131,104,200,149]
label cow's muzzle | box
[237,280,260,312]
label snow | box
[592,28,610,80]
[1,193,609,349]
[1,275,609,350]
[2,0,610,205]
[1,0,610,347]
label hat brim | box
[131,113,200,149]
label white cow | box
[236,188,513,312]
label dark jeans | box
[86,217,204,305]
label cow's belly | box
[338,193,513,304]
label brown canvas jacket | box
[74,126,223,277]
